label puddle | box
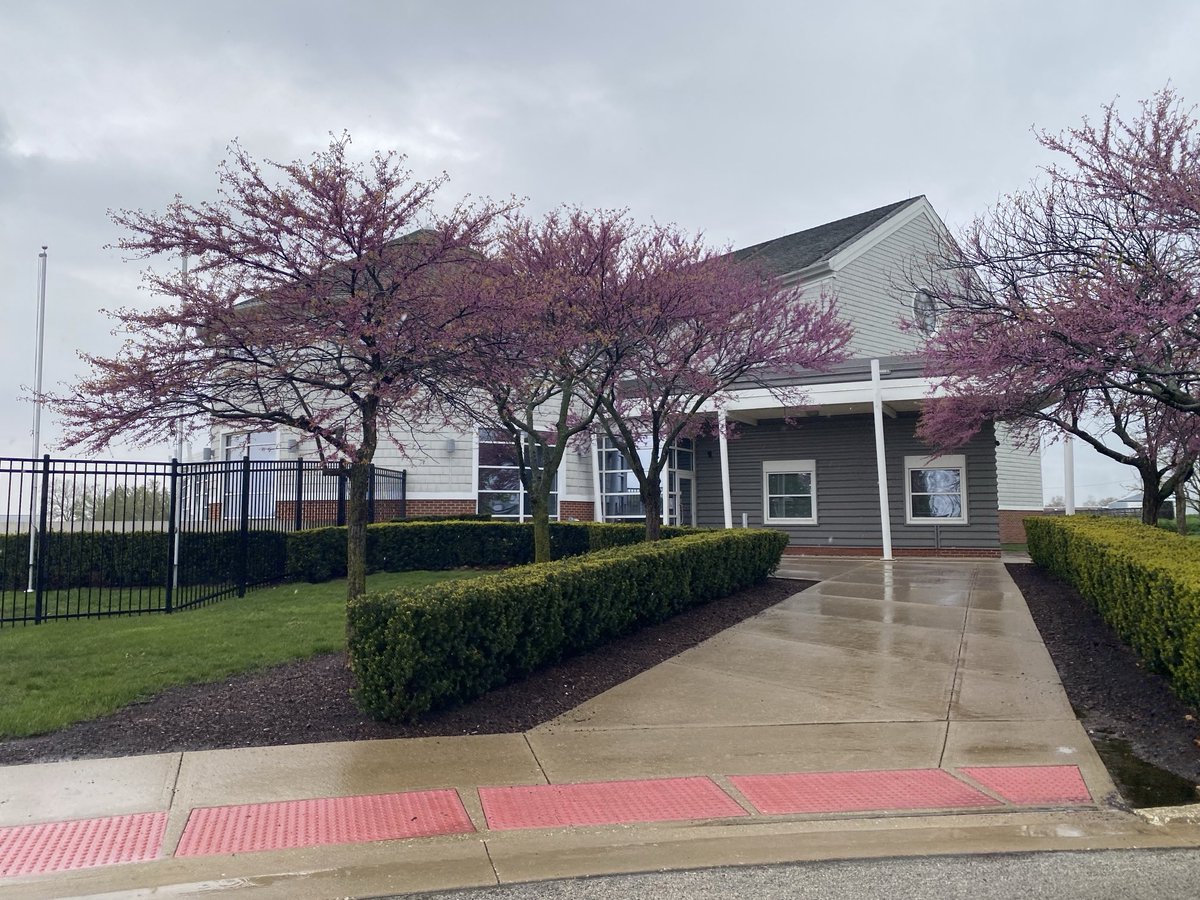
[1092,736,1199,808]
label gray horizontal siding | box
[695,413,999,550]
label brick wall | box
[999,509,1044,544]
[559,500,595,521]
[405,499,478,517]
[274,499,406,524]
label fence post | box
[238,454,251,597]
[33,454,50,624]
[336,469,347,527]
[367,464,376,524]
[294,458,304,531]
[400,470,407,519]
[165,458,178,613]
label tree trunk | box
[642,474,663,541]
[529,488,553,563]
[1138,464,1163,526]
[346,459,371,601]
[1177,478,1188,535]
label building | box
[210,196,1042,556]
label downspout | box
[871,360,893,560]
[719,409,733,529]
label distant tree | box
[91,483,170,522]
[583,227,853,540]
[51,136,511,600]
[913,88,1200,523]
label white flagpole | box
[26,247,48,593]
[172,253,187,592]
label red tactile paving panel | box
[479,777,747,830]
[175,790,473,857]
[959,765,1092,805]
[0,811,167,878]
[730,769,1000,815]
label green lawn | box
[0,570,483,739]
[2,584,176,621]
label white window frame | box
[475,427,558,522]
[904,454,968,525]
[762,460,818,526]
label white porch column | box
[718,409,733,529]
[871,360,894,560]
[661,463,670,526]
[590,434,605,522]
[1063,436,1075,516]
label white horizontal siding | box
[995,425,1043,510]
[834,215,941,358]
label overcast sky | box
[2,1,1198,503]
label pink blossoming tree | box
[584,228,853,541]
[53,136,511,600]
[452,208,634,562]
[915,89,1200,523]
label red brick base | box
[559,500,595,521]
[782,546,1002,559]
[404,499,478,517]
[999,509,1045,544]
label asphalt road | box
[404,849,1200,900]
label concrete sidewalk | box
[1,559,1198,899]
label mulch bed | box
[1008,563,1200,785]
[0,578,805,766]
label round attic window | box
[913,290,938,336]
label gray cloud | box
[2,0,1198,491]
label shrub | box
[285,520,694,583]
[346,528,788,722]
[0,529,287,591]
[395,514,494,522]
[1025,515,1200,706]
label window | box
[476,428,557,521]
[905,455,967,525]
[913,290,939,336]
[597,437,695,524]
[222,431,278,520]
[762,460,817,525]
[598,437,648,521]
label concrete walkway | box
[1,559,1197,899]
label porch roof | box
[715,355,938,424]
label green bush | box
[346,528,788,722]
[1025,515,1200,706]
[396,514,494,522]
[0,529,288,591]
[285,520,694,583]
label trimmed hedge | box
[346,528,789,722]
[285,520,694,583]
[1025,515,1200,706]
[0,529,287,591]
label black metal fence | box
[0,456,406,627]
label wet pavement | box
[1,558,1198,898]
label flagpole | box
[26,246,48,593]
[172,253,187,593]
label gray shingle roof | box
[731,196,924,278]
